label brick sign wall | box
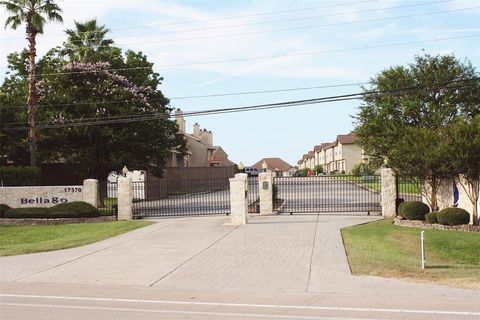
[0,186,83,208]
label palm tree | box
[62,19,114,62]
[1,0,63,167]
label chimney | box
[207,130,213,146]
[200,129,209,145]
[193,122,200,138]
[175,108,185,132]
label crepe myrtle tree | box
[1,45,186,180]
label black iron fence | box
[248,177,259,213]
[99,181,118,216]
[273,175,381,214]
[397,177,423,203]
[132,178,230,218]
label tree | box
[355,53,479,210]
[1,45,186,180]
[1,0,62,167]
[62,19,114,63]
[448,116,480,225]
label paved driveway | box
[1,214,479,319]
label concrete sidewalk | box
[1,214,478,299]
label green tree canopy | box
[0,28,185,180]
[355,53,480,209]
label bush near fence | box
[3,201,101,219]
[398,201,430,221]
[0,166,41,186]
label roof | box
[314,143,331,152]
[337,133,357,144]
[251,158,294,172]
[307,151,314,157]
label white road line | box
[0,294,478,317]
[0,302,383,320]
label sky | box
[1,0,479,167]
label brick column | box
[229,173,248,225]
[381,168,397,218]
[259,172,273,214]
[82,179,99,208]
[118,176,133,220]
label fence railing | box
[248,177,259,213]
[132,178,231,217]
[99,181,118,216]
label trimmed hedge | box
[398,201,430,221]
[4,207,50,219]
[49,201,100,218]
[4,201,100,219]
[425,211,438,224]
[437,208,470,226]
[0,204,11,218]
[0,166,41,186]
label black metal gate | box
[132,178,231,218]
[248,177,260,213]
[273,175,381,214]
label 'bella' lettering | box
[20,197,68,205]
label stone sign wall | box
[0,185,83,208]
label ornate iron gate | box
[273,175,381,214]
[132,178,231,218]
[248,177,260,213]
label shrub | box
[350,162,377,175]
[313,165,323,175]
[425,211,438,224]
[0,204,11,218]
[49,201,100,218]
[0,166,41,186]
[4,201,100,219]
[4,207,50,218]
[398,201,430,220]
[437,208,470,226]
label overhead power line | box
[0,82,370,110]
[0,0,454,45]
[1,4,473,52]
[5,34,476,79]
[3,78,478,131]
[1,0,382,40]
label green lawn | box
[342,219,480,289]
[0,221,153,256]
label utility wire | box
[0,0,454,45]
[6,34,477,79]
[3,78,478,131]
[1,5,473,52]
[0,82,370,110]
[1,0,382,40]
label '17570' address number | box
[64,187,82,192]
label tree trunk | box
[26,22,38,167]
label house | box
[168,109,235,167]
[297,133,365,174]
[251,158,296,176]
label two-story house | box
[169,109,235,168]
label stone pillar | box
[82,179,99,208]
[259,172,273,215]
[381,168,397,218]
[118,176,133,220]
[229,173,248,225]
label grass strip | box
[0,221,153,256]
[342,219,480,289]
